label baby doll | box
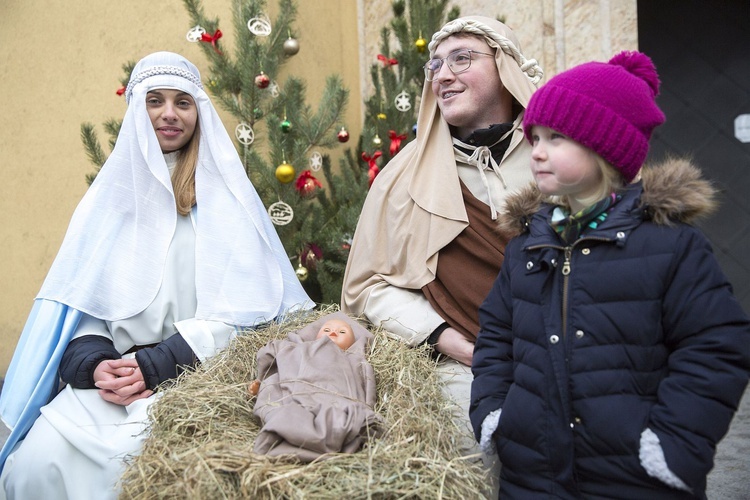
[315,318,356,350]
[247,318,355,395]
[251,312,383,462]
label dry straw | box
[119,306,488,499]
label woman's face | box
[146,89,198,153]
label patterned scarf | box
[550,192,619,244]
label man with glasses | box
[342,15,543,494]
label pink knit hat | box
[523,51,666,182]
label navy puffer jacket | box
[471,159,750,499]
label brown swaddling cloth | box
[252,312,383,461]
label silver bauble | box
[283,37,300,56]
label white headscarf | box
[38,52,311,326]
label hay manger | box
[119,308,487,499]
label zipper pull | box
[562,247,572,276]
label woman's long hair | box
[172,119,200,215]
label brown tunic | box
[422,182,511,341]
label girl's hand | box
[94,358,154,405]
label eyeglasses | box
[424,49,495,82]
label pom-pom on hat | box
[523,51,666,182]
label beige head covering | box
[342,17,542,312]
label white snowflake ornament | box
[395,90,412,112]
[235,123,255,145]
[309,151,323,172]
[186,26,206,42]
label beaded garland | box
[125,65,205,103]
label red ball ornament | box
[254,72,270,89]
[337,126,350,143]
[300,243,323,270]
[295,170,322,197]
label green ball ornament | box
[280,119,292,133]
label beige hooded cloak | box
[342,16,543,345]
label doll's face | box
[316,319,355,350]
[146,88,198,153]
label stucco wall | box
[0,0,636,375]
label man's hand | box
[435,327,474,366]
[94,358,153,406]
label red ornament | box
[362,151,382,188]
[295,170,322,197]
[337,127,350,143]
[388,130,407,156]
[200,29,223,55]
[254,72,270,89]
[116,85,126,96]
[377,54,399,67]
[300,243,323,270]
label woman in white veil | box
[0,51,311,499]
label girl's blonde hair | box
[547,152,629,210]
[172,119,200,216]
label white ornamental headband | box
[429,18,544,86]
[125,65,205,104]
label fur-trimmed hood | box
[498,157,719,238]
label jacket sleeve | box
[135,333,198,390]
[649,227,750,491]
[470,252,516,442]
[59,335,121,389]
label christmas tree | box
[81,0,364,305]
[357,0,460,171]
[80,0,461,305]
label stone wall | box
[357,0,638,103]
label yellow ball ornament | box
[295,262,309,282]
[415,37,427,53]
[275,162,296,183]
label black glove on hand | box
[135,333,198,390]
[60,335,121,389]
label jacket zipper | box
[561,246,572,339]
[559,236,612,337]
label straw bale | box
[119,306,487,499]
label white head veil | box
[38,52,311,326]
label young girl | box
[470,51,750,498]
[0,51,311,498]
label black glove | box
[60,335,121,389]
[135,333,198,390]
